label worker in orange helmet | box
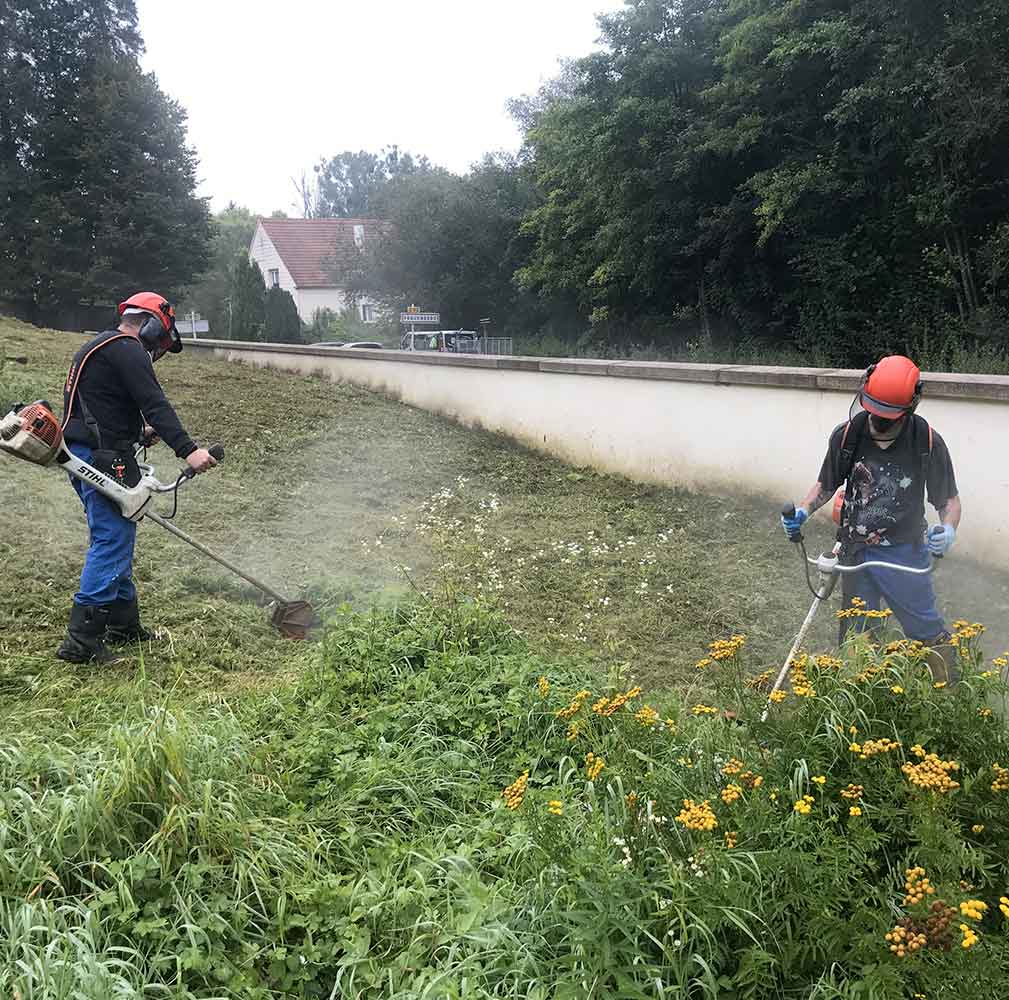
[781,356,962,679]
[56,292,217,664]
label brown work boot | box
[56,604,122,664]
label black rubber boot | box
[56,604,121,664]
[106,597,155,645]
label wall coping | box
[185,338,1009,403]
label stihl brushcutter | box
[762,503,940,720]
[0,401,316,639]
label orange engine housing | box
[832,486,845,525]
[0,401,65,466]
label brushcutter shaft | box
[145,511,291,606]
[761,593,823,722]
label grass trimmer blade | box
[146,513,319,639]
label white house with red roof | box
[248,217,381,323]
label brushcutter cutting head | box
[270,600,318,640]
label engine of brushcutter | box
[0,401,66,466]
[0,401,223,522]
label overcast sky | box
[136,0,620,216]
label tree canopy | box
[344,155,570,337]
[324,0,1009,364]
[310,147,433,219]
[515,0,1009,362]
[0,1,210,324]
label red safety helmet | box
[118,292,182,361]
[854,355,922,420]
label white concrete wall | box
[186,342,1009,569]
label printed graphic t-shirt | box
[817,418,958,547]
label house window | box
[353,224,365,249]
[268,268,280,288]
[360,303,375,323]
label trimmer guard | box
[270,600,318,640]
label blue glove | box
[781,506,808,540]
[928,523,956,556]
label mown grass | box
[3,318,1007,705]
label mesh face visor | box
[851,389,913,420]
[151,329,182,362]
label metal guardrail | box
[473,337,513,355]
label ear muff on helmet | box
[137,314,181,362]
[137,314,165,352]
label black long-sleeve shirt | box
[63,333,196,458]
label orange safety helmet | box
[117,291,182,361]
[856,355,922,420]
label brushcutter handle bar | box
[805,552,936,576]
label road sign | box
[177,317,209,336]
[399,311,440,324]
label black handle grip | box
[928,525,944,559]
[781,502,801,543]
[180,443,225,480]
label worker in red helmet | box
[781,356,962,679]
[56,292,218,664]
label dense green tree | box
[312,147,431,219]
[517,0,730,344]
[229,255,265,341]
[705,0,1009,358]
[517,0,1009,362]
[263,286,302,343]
[28,56,211,309]
[0,1,209,321]
[341,154,579,337]
[179,203,258,336]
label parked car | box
[310,340,346,348]
[400,330,480,353]
[339,342,383,350]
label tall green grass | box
[2,601,1006,997]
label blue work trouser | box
[69,443,137,607]
[839,542,946,644]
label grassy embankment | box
[1,318,1008,998]
[0,317,836,702]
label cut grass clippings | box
[1,317,1007,709]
